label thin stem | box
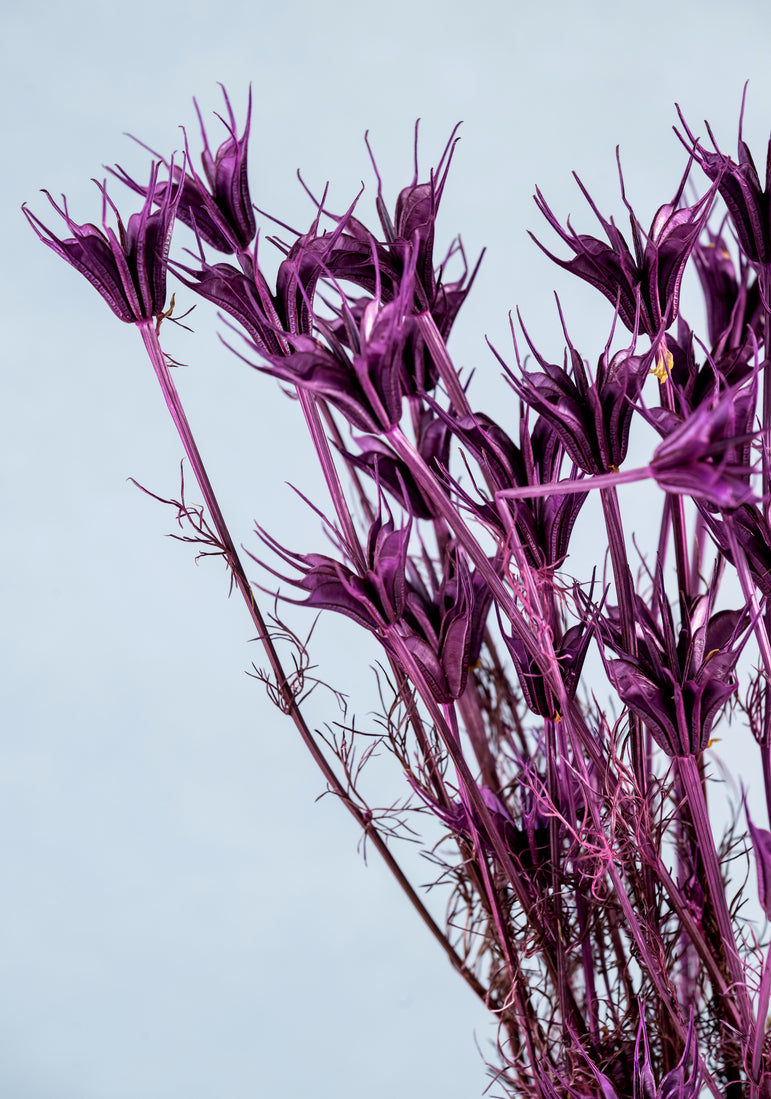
[416,311,473,418]
[752,942,771,1091]
[296,388,366,572]
[657,377,692,618]
[677,754,754,1035]
[600,486,650,804]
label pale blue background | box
[5,1,771,1096]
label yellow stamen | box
[651,346,673,384]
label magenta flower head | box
[401,543,493,702]
[635,1012,700,1099]
[371,123,466,319]
[340,411,452,521]
[501,620,592,719]
[259,508,411,633]
[691,228,762,361]
[409,779,551,882]
[113,86,256,256]
[655,1019,701,1099]
[531,156,714,337]
[705,503,771,601]
[23,162,179,324]
[171,254,288,355]
[601,571,747,757]
[506,316,650,476]
[677,95,771,268]
[260,507,490,703]
[647,378,758,509]
[247,244,420,433]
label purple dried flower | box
[260,508,411,633]
[113,86,256,255]
[656,1015,700,1099]
[634,1012,700,1099]
[272,203,381,338]
[501,620,592,719]
[601,570,747,756]
[169,199,386,348]
[410,779,550,874]
[401,543,493,702]
[421,403,588,569]
[678,94,771,268]
[170,253,288,355]
[703,502,771,600]
[447,409,528,491]
[261,508,491,703]
[647,378,758,509]
[247,245,419,432]
[23,162,179,324]
[634,1014,657,1099]
[339,412,451,521]
[691,228,762,359]
[518,413,589,569]
[506,316,650,475]
[371,123,468,321]
[531,157,714,336]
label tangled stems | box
[137,319,487,1003]
[28,87,771,1096]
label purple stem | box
[416,311,472,417]
[296,387,366,572]
[724,523,771,831]
[752,942,771,1089]
[496,465,651,501]
[599,486,648,800]
[677,754,754,1034]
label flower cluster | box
[28,86,771,1098]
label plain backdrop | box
[5,1,771,1096]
